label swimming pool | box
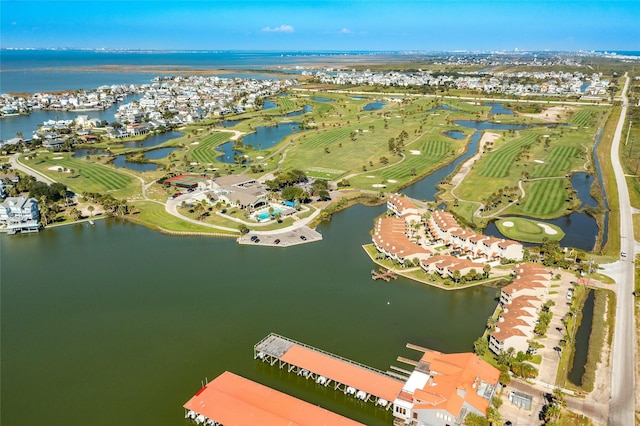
[253,206,285,221]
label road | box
[607,72,636,426]
[8,153,56,184]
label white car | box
[621,251,627,257]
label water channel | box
[568,289,595,386]
[216,123,299,164]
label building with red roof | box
[392,348,500,426]
[489,264,551,354]
[183,371,364,426]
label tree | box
[238,224,249,234]
[87,205,95,217]
[473,337,488,356]
[483,263,491,277]
[463,412,488,426]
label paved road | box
[607,73,636,426]
[8,153,56,184]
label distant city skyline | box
[2,0,639,51]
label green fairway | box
[188,132,231,164]
[519,178,569,216]
[495,217,564,243]
[26,154,135,195]
[532,146,578,178]
[477,133,538,178]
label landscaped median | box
[495,217,565,243]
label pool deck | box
[238,226,322,247]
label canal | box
[568,289,595,387]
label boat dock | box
[254,333,404,409]
[371,268,397,282]
[183,371,364,426]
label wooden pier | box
[371,268,397,282]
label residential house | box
[393,349,500,426]
[0,196,40,232]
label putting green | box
[495,217,565,243]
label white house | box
[0,196,40,233]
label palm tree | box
[87,205,95,217]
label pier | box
[371,268,397,282]
[254,333,404,409]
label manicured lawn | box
[131,201,237,234]
[25,153,137,196]
[477,133,538,178]
[187,132,231,164]
[518,178,570,217]
[495,217,564,243]
[532,146,578,178]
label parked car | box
[621,251,627,257]
[250,235,258,242]
[274,239,281,245]
[253,238,260,243]
[300,235,307,241]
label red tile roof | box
[183,371,364,425]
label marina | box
[254,333,404,408]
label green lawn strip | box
[532,146,578,178]
[598,106,621,256]
[131,201,237,235]
[25,154,134,194]
[495,217,564,243]
[518,178,569,217]
[478,133,538,178]
[188,132,231,164]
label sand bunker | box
[52,156,63,160]
[48,166,64,171]
[502,221,514,227]
[256,156,264,159]
[409,150,421,155]
[190,142,199,145]
[387,179,397,183]
[372,184,386,188]
[366,175,375,178]
[537,223,558,235]
[534,160,545,163]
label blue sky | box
[2,0,639,51]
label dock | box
[254,333,404,409]
[371,268,397,282]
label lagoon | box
[0,204,497,426]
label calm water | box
[216,123,299,163]
[363,102,386,111]
[0,204,497,426]
[112,155,158,172]
[403,131,482,201]
[0,94,143,141]
[568,289,595,386]
[443,130,466,140]
[485,103,515,115]
[483,172,600,251]
[144,147,179,160]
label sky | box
[1,0,639,51]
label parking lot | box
[238,226,322,247]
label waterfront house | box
[392,349,500,426]
[420,255,485,279]
[372,217,432,265]
[0,196,40,233]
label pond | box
[112,155,157,172]
[312,96,333,103]
[443,130,466,140]
[285,105,313,117]
[568,289,595,386]
[363,102,386,111]
[484,212,598,251]
[143,147,179,160]
[216,123,299,164]
[426,104,459,113]
[262,99,278,110]
[454,120,560,131]
[122,131,183,149]
[485,103,515,115]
